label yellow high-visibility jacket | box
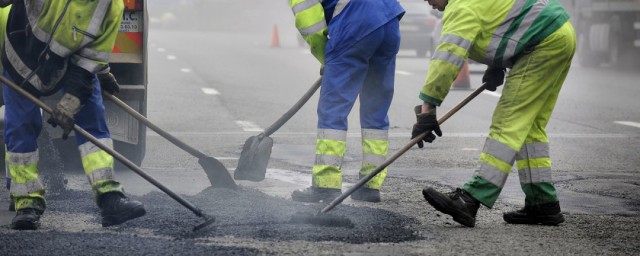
[420,0,569,106]
[2,0,123,99]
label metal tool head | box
[198,156,237,189]
[193,214,216,232]
[233,135,273,182]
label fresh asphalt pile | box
[1,184,422,254]
[131,186,421,243]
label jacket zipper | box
[72,25,97,41]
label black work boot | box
[11,208,42,230]
[350,187,381,203]
[422,187,481,227]
[291,187,341,203]
[99,192,146,227]
[503,202,564,225]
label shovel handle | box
[0,76,207,218]
[102,92,208,159]
[321,83,488,214]
[262,77,322,136]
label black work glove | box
[482,66,506,92]
[47,93,82,140]
[411,105,442,148]
[319,65,325,76]
[97,71,120,95]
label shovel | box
[102,92,237,189]
[234,77,322,181]
[320,83,487,214]
[0,76,217,231]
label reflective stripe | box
[485,0,528,64]
[440,34,473,51]
[31,26,74,57]
[3,38,50,91]
[315,154,343,167]
[431,50,465,68]
[483,138,517,164]
[516,142,549,160]
[363,153,385,166]
[10,178,44,195]
[300,20,327,36]
[362,129,388,141]
[7,151,38,166]
[86,0,111,37]
[333,0,350,18]
[476,163,509,187]
[78,47,111,63]
[502,0,549,66]
[87,167,115,185]
[71,54,103,73]
[25,0,45,29]
[79,138,113,157]
[292,0,321,14]
[317,129,347,141]
[518,167,553,184]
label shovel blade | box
[234,135,273,181]
[198,156,237,189]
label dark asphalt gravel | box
[1,184,424,254]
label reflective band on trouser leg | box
[79,139,123,200]
[516,142,558,206]
[8,151,46,211]
[360,129,388,190]
[312,129,347,189]
[463,138,517,207]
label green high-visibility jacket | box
[420,0,569,106]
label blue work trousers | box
[318,18,400,131]
[3,71,111,153]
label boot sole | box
[11,220,40,230]
[503,214,565,226]
[422,188,475,227]
[102,205,146,227]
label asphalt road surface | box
[1,1,639,255]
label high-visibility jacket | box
[2,0,123,100]
[0,5,10,72]
[420,0,569,106]
[290,0,404,64]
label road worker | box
[413,0,575,227]
[1,0,145,230]
[287,0,405,203]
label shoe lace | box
[445,188,465,200]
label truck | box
[0,0,149,172]
[561,0,640,68]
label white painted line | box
[301,50,311,54]
[235,121,264,132]
[157,47,166,52]
[180,68,191,73]
[395,70,413,76]
[201,87,220,95]
[461,148,479,151]
[166,55,177,60]
[482,91,501,98]
[264,168,354,189]
[615,121,640,129]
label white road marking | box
[201,87,220,95]
[157,47,166,52]
[461,148,480,151]
[482,91,502,98]
[614,121,640,129]
[166,55,177,60]
[180,68,191,73]
[395,70,413,76]
[264,168,354,189]
[235,121,264,132]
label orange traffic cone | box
[451,60,471,90]
[271,24,280,48]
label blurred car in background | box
[399,0,440,57]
